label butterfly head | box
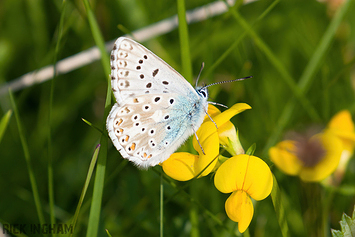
[196,86,208,100]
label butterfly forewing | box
[110,37,197,103]
[107,37,208,168]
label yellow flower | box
[214,154,273,233]
[324,110,355,185]
[162,103,251,181]
[326,110,355,153]
[205,104,250,156]
[269,130,343,182]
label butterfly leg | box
[193,129,205,155]
[204,107,218,129]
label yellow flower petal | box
[328,110,354,133]
[269,141,303,176]
[203,104,221,121]
[225,190,253,233]
[218,122,244,156]
[208,103,251,156]
[213,103,251,128]
[214,155,273,200]
[327,110,355,152]
[299,132,342,182]
[162,152,198,181]
[193,121,220,176]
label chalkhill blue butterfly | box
[107,37,248,168]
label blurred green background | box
[0,0,354,236]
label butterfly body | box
[107,37,208,168]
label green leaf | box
[246,143,256,156]
[331,206,355,237]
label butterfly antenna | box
[195,62,205,88]
[202,75,253,90]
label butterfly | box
[107,37,250,169]
[106,37,209,169]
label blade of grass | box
[82,0,111,236]
[160,172,164,237]
[69,144,100,237]
[204,0,280,77]
[9,90,45,226]
[177,0,193,82]
[81,118,103,134]
[158,170,234,235]
[0,110,12,144]
[262,0,352,155]
[226,2,320,122]
[105,229,113,237]
[82,0,110,77]
[270,175,289,237]
[47,1,69,234]
[177,0,199,236]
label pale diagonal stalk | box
[9,90,45,226]
[262,0,352,155]
[82,0,111,236]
